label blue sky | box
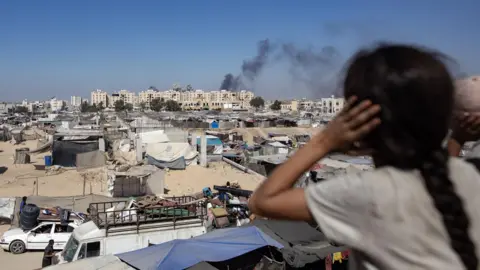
[1,0,479,101]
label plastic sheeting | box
[52,140,99,167]
[145,142,197,162]
[0,197,15,223]
[117,226,283,270]
[147,155,186,170]
[196,135,222,146]
[139,130,170,144]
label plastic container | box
[44,155,52,167]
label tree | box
[114,100,125,112]
[124,103,133,112]
[139,102,147,112]
[185,84,194,92]
[88,104,99,112]
[150,97,165,112]
[249,97,265,109]
[80,101,89,113]
[98,101,105,110]
[61,101,66,111]
[270,100,282,111]
[164,100,181,111]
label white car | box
[0,222,78,254]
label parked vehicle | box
[53,196,207,265]
[0,221,79,254]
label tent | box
[196,135,223,155]
[116,226,283,270]
[145,142,198,169]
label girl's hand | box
[314,96,382,152]
[452,113,480,144]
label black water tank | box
[20,203,40,230]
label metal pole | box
[83,176,86,196]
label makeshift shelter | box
[146,142,198,170]
[196,135,223,155]
[139,130,170,144]
[52,140,99,167]
[116,226,283,270]
[250,219,350,268]
[210,120,219,129]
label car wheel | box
[9,240,26,254]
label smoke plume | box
[220,37,344,97]
[219,73,242,91]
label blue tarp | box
[196,136,222,146]
[210,121,219,129]
[116,226,283,270]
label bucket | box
[44,155,52,166]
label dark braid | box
[420,149,478,269]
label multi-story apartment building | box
[93,88,255,110]
[319,95,345,115]
[71,96,83,107]
[50,98,64,112]
[110,90,137,108]
[91,89,108,107]
[138,89,161,107]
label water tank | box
[20,204,40,230]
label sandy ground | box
[0,225,43,270]
[0,140,105,197]
[164,162,263,195]
[0,139,263,198]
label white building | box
[320,95,345,115]
[71,96,83,107]
[94,88,255,110]
[138,89,161,108]
[50,98,64,112]
[110,90,137,108]
[90,89,108,107]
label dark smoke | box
[220,37,343,97]
[241,39,274,81]
[219,73,242,91]
[279,44,342,97]
[220,39,274,91]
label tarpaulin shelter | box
[116,226,283,270]
[145,142,198,170]
[196,135,223,155]
[52,140,99,167]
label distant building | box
[91,89,108,107]
[109,90,137,108]
[50,98,64,112]
[138,89,161,108]
[71,96,83,107]
[91,88,254,111]
[0,103,14,114]
[319,95,345,115]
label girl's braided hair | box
[343,44,478,269]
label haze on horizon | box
[1,0,479,102]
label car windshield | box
[62,235,79,262]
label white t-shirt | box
[305,157,480,270]
[467,140,480,159]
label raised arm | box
[448,113,480,157]
[248,97,381,221]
